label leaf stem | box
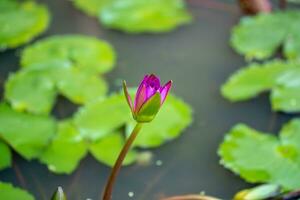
[102,123,143,200]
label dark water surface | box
[0,1,294,200]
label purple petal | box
[134,83,147,112]
[159,80,172,105]
[146,74,161,90]
[123,80,133,112]
[135,75,149,98]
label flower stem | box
[102,123,143,200]
[279,0,286,9]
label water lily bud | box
[234,184,281,200]
[51,187,67,200]
[123,74,172,123]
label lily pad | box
[89,131,137,166]
[0,141,11,170]
[221,60,300,112]
[74,93,131,141]
[21,35,116,74]
[56,68,108,104]
[0,103,56,159]
[5,66,57,114]
[39,120,88,174]
[126,94,192,147]
[5,60,108,114]
[99,0,192,33]
[219,119,300,190]
[0,182,34,200]
[231,11,300,60]
[0,0,50,50]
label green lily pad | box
[21,35,116,74]
[127,94,192,148]
[219,119,300,190]
[221,60,300,112]
[72,0,110,16]
[5,60,108,114]
[0,182,34,200]
[231,11,300,60]
[89,132,137,166]
[5,66,57,114]
[0,140,11,170]
[39,120,88,174]
[0,103,56,159]
[0,0,50,50]
[99,0,192,33]
[56,68,108,104]
[74,93,131,141]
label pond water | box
[0,0,293,199]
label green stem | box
[102,123,143,200]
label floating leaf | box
[99,0,192,33]
[72,0,110,16]
[89,131,137,166]
[0,103,56,159]
[0,140,11,170]
[21,35,116,74]
[0,0,50,50]
[56,68,107,104]
[74,93,131,141]
[5,66,57,114]
[231,11,300,60]
[221,60,300,112]
[127,94,192,148]
[0,182,35,200]
[39,120,88,174]
[219,119,300,190]
[5,60,107,114]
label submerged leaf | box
[219,119,300,190]
[0,182,34,200]
[0,103,56,159]
[221,60,300,112]
[39,120,88,174]
[89,132,137,166]
[0,140,11,170]
[99,0,192,33]
[0,0,50,50]
[231,11,300,60]
[21,35,116,74]
[127,94,192,148]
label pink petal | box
[159,80,172,105]
[134,84,147,112]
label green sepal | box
[134,92,161,123]
[51,187,66,200]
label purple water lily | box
[123,74,172,122]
